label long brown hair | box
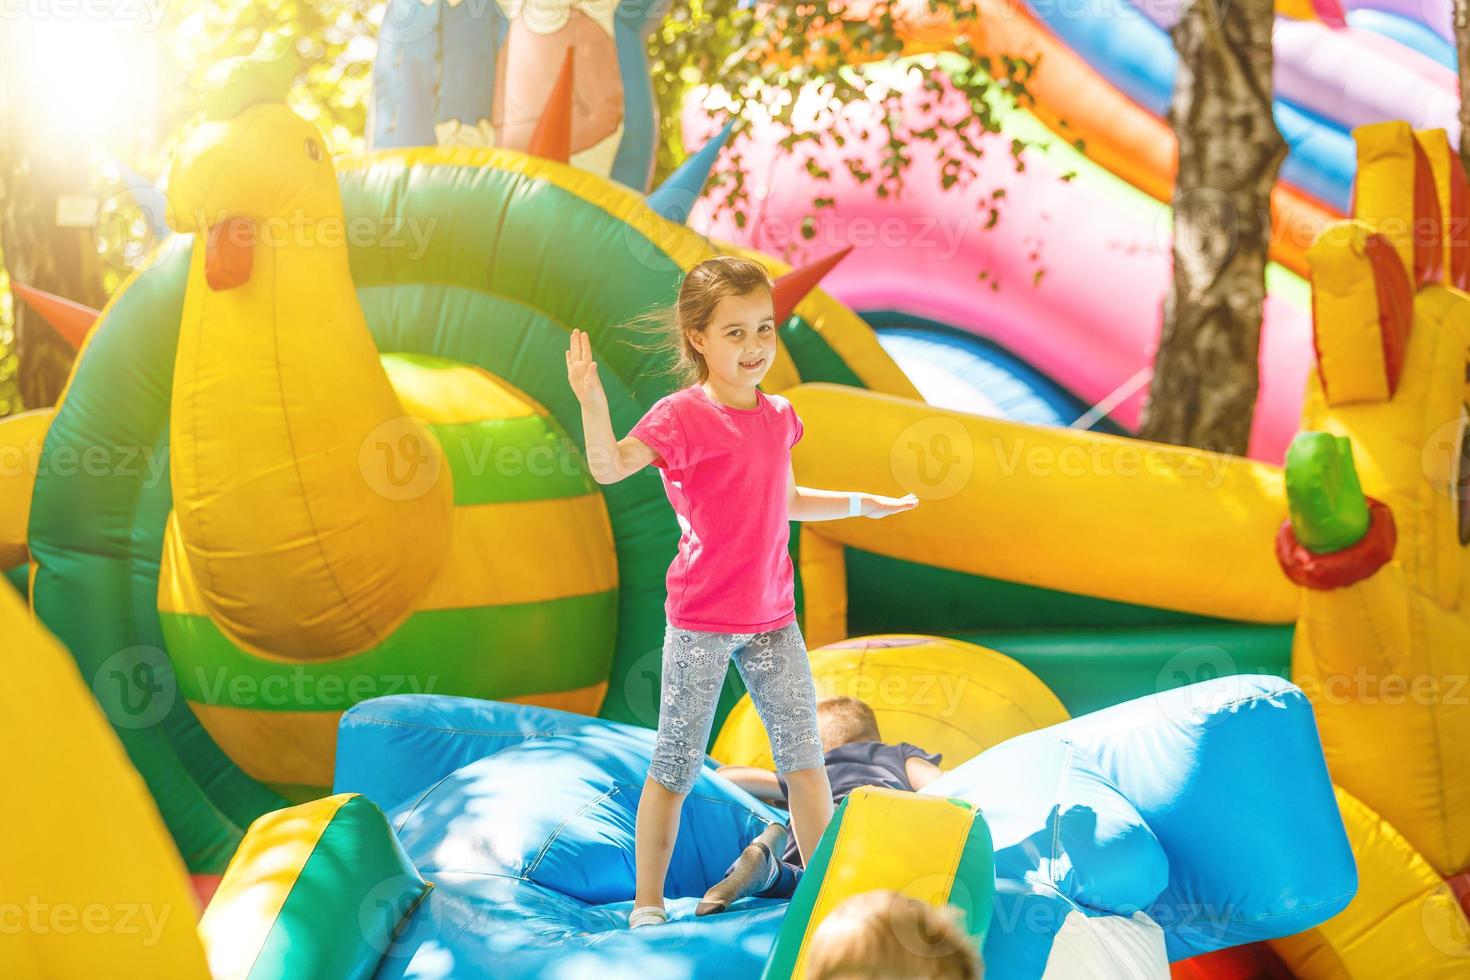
[624,255,774,389]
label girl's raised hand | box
[863,492,919,519]
[566,328,609,412]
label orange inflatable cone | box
[10,281,100,349]
[528,51,574,164]
[771,246,853,323]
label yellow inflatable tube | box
[0,582,208,977]
[714,634,1068,770]
[0,409,51,569]
[787,382,1297,623]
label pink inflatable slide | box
[687,79,1312,463]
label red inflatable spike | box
[528,51,575,164]
[771,246,853,323]
[1448,870,1470,919]
[1363,232,1413,396]
[9,281,100,349]
[1411,138,1444,287]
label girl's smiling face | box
[689,288,777,391]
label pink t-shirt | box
[628,384,805,633]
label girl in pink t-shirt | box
[565,255,918,928]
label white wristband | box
[847,492,863,518]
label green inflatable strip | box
[429,416,596,506]
[164,591,616,711]
[340,161,684,403]
[383,349,597,506]
[266,782,331,805]
[845,546,1236,633]
[949,624,1294,717]
[247,795,428,980]
[944,807,996,947]
[761,791,850,980]
[778,316,865,389]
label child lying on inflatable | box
[699,695,944,912]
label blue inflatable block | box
[372,872,787,979]
[981,880,1117,979]
[938,736,1170,917]
[390,733,780,904]
[338,696,790,978]
[338,695,718,813]
[934,675,1356,962]
[336,678,1351,978]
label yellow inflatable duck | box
[163,33,454,659]
[156,33,620,794]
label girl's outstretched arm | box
[566,328,657,483]
[787,462,919,521]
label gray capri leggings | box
[648,619,825,796]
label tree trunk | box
[1137,0,1286,455]
[0,24,107,411]
[1457,0,1470,174]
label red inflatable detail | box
[205,216,257,291]
[1448,870,1470,919]
[528,51,575,164]
[9,280,99,349]
[1363,233,1413,397]
[1276,498,1396,590]
[1412,137,1445,286]
[1169,942,1296,980]
[771,246,852,324]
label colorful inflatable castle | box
[685,0,1463,466]
[2,8,1468,979]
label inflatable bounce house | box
[687,0,1463,465]
[3,0,1469,976]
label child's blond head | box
[816,696,881,751]
[807,890,983,980]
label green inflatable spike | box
[203,32,301,121]
[1284,431,1371,553]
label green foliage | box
[647,0,1039,251]
[0,270,18,417]
[91,0,377,277]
